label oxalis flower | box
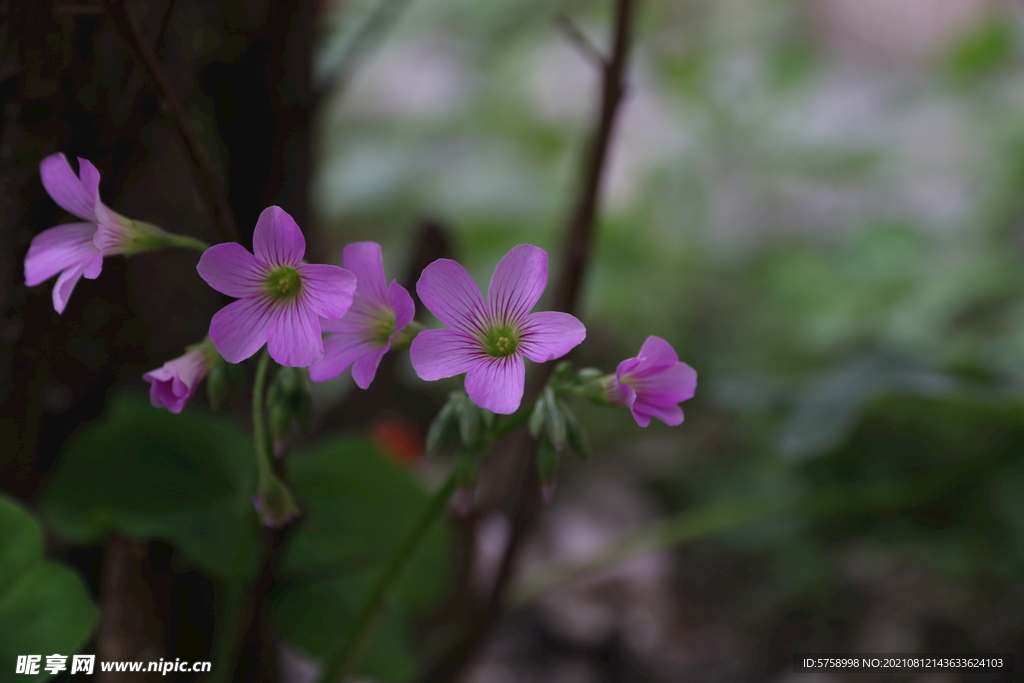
[309,241,415,388]
[24,153,180,313]
[410,244,586,414]
[143,340,220,414]
[197,206,357,367]
[605,336,697,427]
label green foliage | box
[40,393,260,581]
[0,496,98,683]
[272,436,451,682]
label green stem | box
[320,471,459,683]
[164,232,211,252]
[252,349,273,486]
[205,581,246,683]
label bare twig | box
[418,1,637,681]
[99,0,239,242]
[554,15,607,69]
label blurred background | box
[5,0,1024,681]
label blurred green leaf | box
[947,18,1015,82]
[272,435,450,682]
[0,496,98,682]
[40,393,259,581]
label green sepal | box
[536,438,560,486]
[563,406,592,460]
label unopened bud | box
[563,407,592,460]
[536,438,560,490]
[253,474,300,528]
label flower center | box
[368,309,397,345]
[482,323,521,358]
[265,266,302,302]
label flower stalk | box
[319,471,458,683]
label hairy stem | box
[320,471,458,683]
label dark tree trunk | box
[0,1,315,679]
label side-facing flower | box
[410,245,586,414]
[197,206,357,367]
[309,242,415,388]
[143,340,221,413]
[24,152,195,313]
[606,336,697,427]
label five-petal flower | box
[197,206,357,367]
[309,241,415,388]
[606,336,697,427]
[24,153,135,313]
[410,244,586,414]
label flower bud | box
[563,407,592,460]
[536,438,560,502]
[253,474,300,528]
[206,360,230,410]
[427,392,466,454]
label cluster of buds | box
[25,152,697,523]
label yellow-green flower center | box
[369,309,397,345]
[265,266,302,302]
[482,323,520,358]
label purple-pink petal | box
[388,280,416,333]
[39,153,99,222]
[465,355,526,414]
[409,328,480,380]
[143,350,210,414]
[266,301,323,367]
[520,311,586,363]
[297,263,357,320]
[197,242,266,297]
[209,296,277,363]
[309,331,375,382]
[52,263,87,314]
[24,223,100,287]
[636,335,681,370]
[633,402,684,427]
[416,259,487,334]
[344,242,390,307]
[253,206,305,266]
[487,244,547,323]
[351,346,389,389]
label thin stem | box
[99,0,239,242]
[252,349,273,486]
[205,582,246,683]
[320,471,458,683]
[163,233,210,252]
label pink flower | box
[24,153,135,313]
[309,242,415,387]
[607,336,697,427]
[197,206,358,368]
[197,206,357,367]
[410,245,586,414]
[143,343,219,413]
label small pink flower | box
[143,343,219,413]
[410,245,586,414]
[607,336,697,427]
[197,206,357,367]
[24,153,135,313]
[309,242,415,388]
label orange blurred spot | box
[371,415,424,466]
